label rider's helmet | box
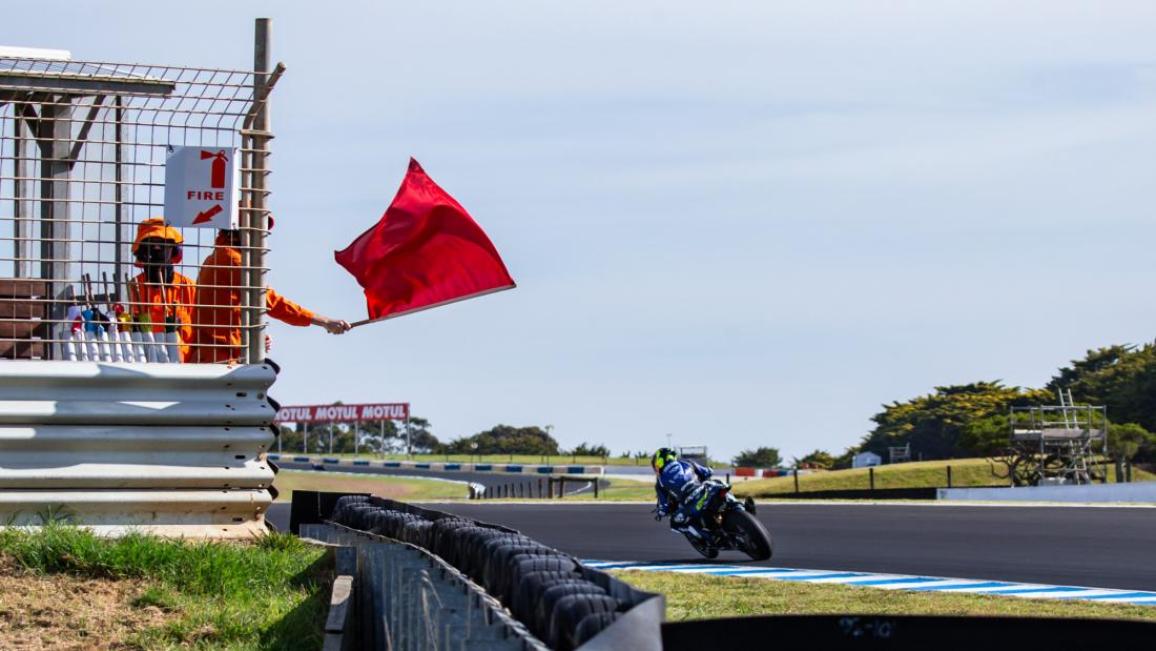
[651,447,679,473]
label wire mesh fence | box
[0,50,275,364]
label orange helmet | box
[132,218,183,264]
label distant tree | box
[1048,344,1156,438]
[401,417,439,454]
[569,442,610,457]
[1108,423,1156,462]
[832,447,858,470]
[443,425,560,455]
[858,382,1052,460]
[732,447,781,468]
[958,413,1010,457]
[794,449,835,470]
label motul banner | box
[274,403,410,423]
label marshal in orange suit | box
[187,227,350,364]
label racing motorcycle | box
[663,479,773,561]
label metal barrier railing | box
[294,493,664,651]
[0,360,277,537]
[304,522,548,651]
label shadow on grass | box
[260,549,334,651]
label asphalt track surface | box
[269,501,1156,592]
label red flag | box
[335,159,515,324]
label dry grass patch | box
[273,469,468,502]
[0,527,330,650]
[0,557,173,650]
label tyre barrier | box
[313,492,662,651]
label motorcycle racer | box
[652,447,714,539]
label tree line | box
[730,342,1156,469]
[278,419,612,458]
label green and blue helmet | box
[651,447,678,472]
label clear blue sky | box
[7,1,1156,461]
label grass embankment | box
[612,571,1156,622]
[733,458,1156,498]
[0,526,329,649]
[589,477,655,501]
[273,469,468,502]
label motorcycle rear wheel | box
[723,510,773,561]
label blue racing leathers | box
[654,460,714,534]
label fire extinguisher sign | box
[162,145,240,229]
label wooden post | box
[538,478,544,498]
[947,465,953,488]
[794,468,800,494]
[593,478,599,499]
[558,477,565,498]
[869,467,875,491]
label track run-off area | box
[270,500,1156,594]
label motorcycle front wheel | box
[723,509,773,561]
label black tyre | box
[501,554,578,605]
[723,509,773,561]
[533,581,606,636]
[512,571,585,622]
[547,594,620,651]
[483,544,551,594]
[573,611,620,648]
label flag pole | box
[347,284,515,329]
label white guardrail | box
[0,361,277,537]
[938,482,1156,503]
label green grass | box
[0,526,330,650]
[733,458,1156,498]
[273,469,468,502]
[611,570,1156,622]
[589,477,655,501]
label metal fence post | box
[245,17,271,364]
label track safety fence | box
[0,19,278,365]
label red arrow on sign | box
[193,204,223,225]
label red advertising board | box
[274,403,410,423]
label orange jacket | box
[187,234,315,364]
[128,271,197,361]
